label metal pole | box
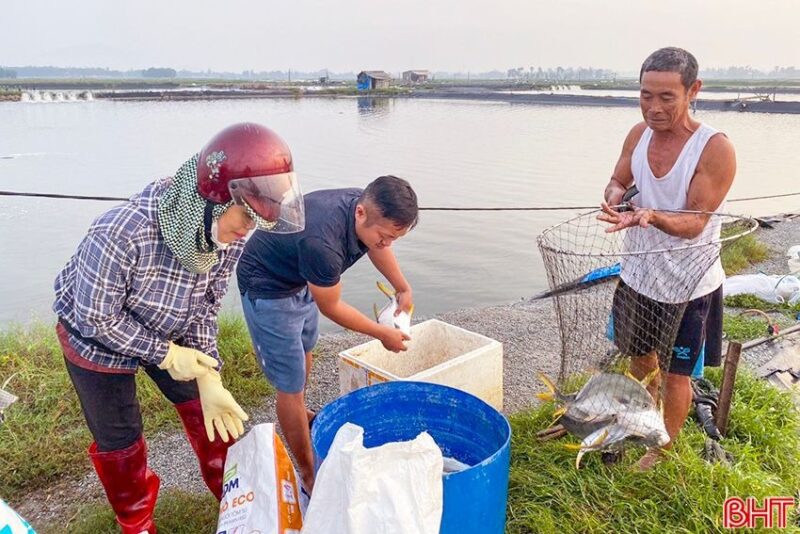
[716,341,742,436]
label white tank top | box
[620,123,725,302]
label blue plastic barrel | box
[311,381,511,533]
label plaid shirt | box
[53,179,244,371]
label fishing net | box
[538,208,757,383]
[535,208,757,460]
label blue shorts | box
[241,287,320,394]
[611,281,723,376]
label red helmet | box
[197,122,304,233]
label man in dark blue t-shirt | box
[236,175,418,492]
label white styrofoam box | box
[338,319,503,410]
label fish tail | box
[574,429,610,469]
[536,372,558,402]
[591,429,610,448]
[575,450,586,469]
[626,368,660,387]
[548,406,567,427]
[643,368,661,387]
[376,280,395,299]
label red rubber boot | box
[175,399,234,500]
[89,437,159,534]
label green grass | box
[722,293,800,342]
[48,489,219,534]
[13,352,800,532]
[725,293,800,316]
[506,369,800,533]
[722,313,775,342]
[0,87,21,101]
[0,314,271,496]
[720,233,770,275]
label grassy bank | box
[506,368,800,533]
[723,294,800,342]
[0,88,21,101]
[720,233,770,275]
[0,314,270,497]
[47,368,800,533]
[58,490,218,534]
[725,293,800,316]
[719,228,792,341]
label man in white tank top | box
[599,47,736,470]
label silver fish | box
[372,281,413,336]
[537,371,668,467]
[573,408,669,468]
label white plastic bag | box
[442,455,470,473]
[0,499,35,533]
[775,275,800,302]
[787,245,800,274]
[723,273,800,304]
[216,423,304,534]
[301,423,443,534]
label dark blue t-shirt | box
[237,188,369,299]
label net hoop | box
[536,208,758,258]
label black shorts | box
[612,280,723,376]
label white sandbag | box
[302,423,443,534]
[216,423,304,534]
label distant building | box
[402,70,430,83]
[357,71,392,91]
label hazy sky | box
[3,0,799,73]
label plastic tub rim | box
[312,380,512,480]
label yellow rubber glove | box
[196,369,249,443]
[158,342,218,381]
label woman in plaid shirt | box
[53,123,305,534]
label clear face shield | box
[228,171,305,233]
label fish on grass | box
[537,371,670,468]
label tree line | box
[507,66,616,81]
[701,66,800,80]
[3,64,799,81]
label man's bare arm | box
[598,134,736,238]
[368,247,413,314]
[308,282,409,351]
[648,134,736,238]
[604,122,647,205]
